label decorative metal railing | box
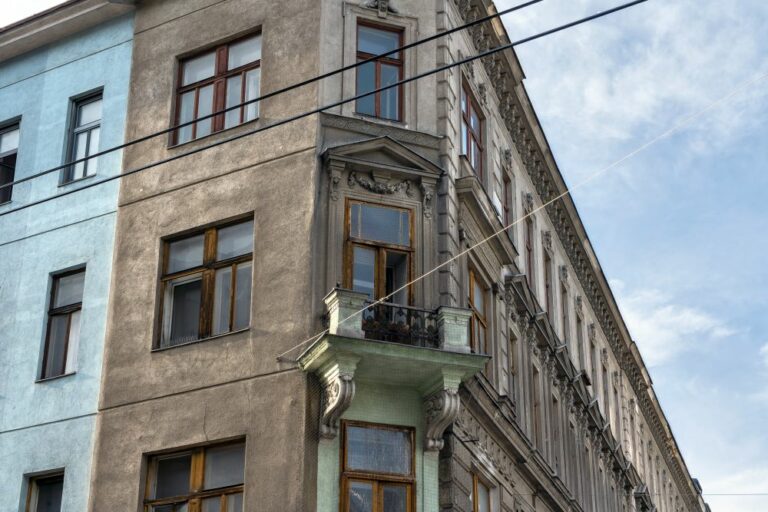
[361,301,440,349]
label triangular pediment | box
[324,136,442,178]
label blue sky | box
[498,0,768,510]
[4,1,767,511]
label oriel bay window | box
[176,33,261,144]
[0,122,19,204]
[41,269,85,380]
[342,421,414,512]
[346,201,412,304]
[159,219,253,348]
[64,93,102,183]
[144,441,245,512]
[460,82,483,176]
[356,22,404,121]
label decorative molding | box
[541,230,552,253]
[320,373,355,439]
[348,171,415,196]
[522,192,534,214]
[502,148,513,169]
[424,388,461,451]
[420,182,434,219]
[363,0,397,17]
[559,265,569,284]
[575,295,583,315]
[588,322,597,343]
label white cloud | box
[0,1,66,27]
[702,467,768,512]
[609,279,735,366]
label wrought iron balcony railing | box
[361,301,439,349]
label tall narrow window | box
[590,340,598,390]
[145,441,245,512]
[502,175,513,228]
[468,269,488,355]
[27,473,64,512]
[524,217,534,289]
[346,201,412,304]
[544,252,553,321]
[576,314,585,371]
[41,269,85,380]
[342,421,414,512]
[532,365,542,449]
[560,283,569,344]
[160,219,253,347]
[470,474,491,512]
[552,394,561,473]
[0,122,19,204]
[601,363,610,420]
[460,82,483,176]
[508,333,518,399]
[64,94,102,183]
[176,33,261,144]
[355,22,403,121]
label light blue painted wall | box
[0,13,133,512]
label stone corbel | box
[319,355,360,439]
[424,369,464,451]
[328,160,345,201]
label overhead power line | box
[0,0,648,218]
[0,0,545,194]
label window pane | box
[476,480,490,512]
[470,108,480,133]
[460,121,468,156]
[346,425,411,474]
[178,91,195,144]
[233,262,252,330]
[244,68,260,121]
[355,60,376,116]
[64,310,81,373]
[202,497,221,512]
[86,127,100,175]
[460,89,467,115]
[34,476,63,512]
[385,251,408,305]
[71,131,88,180]
[168,276,202,345]
[54,271,85,308]
[382,485,407,512]
[217,220,253,260]
[1,127,19,153]
[167,234,204,273]
[78,98,102,126]
[380,64,400,121]
[358,25,400,58]
[155,454,191,499]
[212,267,232,336]
[182,51,216,86]
[347,481,373,512]
[350,204,410,246]
[352,246,375,299]
[0,152,16,203]
[226,493,243,512]
[228,35,261,70]
[225,75,242,129]
[196,84,214,138]
[204,443,245,489]
[472,280,484,316]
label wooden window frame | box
[40,268,85,380]
[502,174,512,227]
[471,473,491,512]
[575,313,585,371]
[26,472,64,512]
[524,217,534,290]
[157,219,253,348]
[0,121,20,204]
[63,91,102,183]
[544,251,553,322]
[340,420,415,512]
[531,365,542,449]
[355,20,404,122]
[461,81,484,178]
[343,199,414,304]
[468,269,488,355]
[174,32,262,144]
[143,440,245,512]
[560,283,569,343]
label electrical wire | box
[0,0,648,219]
[276,67,768,362]
[0,0,545,193]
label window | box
[590,340,598,390]
[601,363,610,419]
[460,82,483,176]
[355,22,403,121]
[508,333,517,399]
[0,122,19,204]
[502,175,512,227]
[176,33,261,144]
[144,441,244,512]
[342,421,413,512]
[576,314,585,371]
[64,94,102,183]
[531,365,542,448]
[524,217,534,289]
[551,394,561,473]
[470,473,491,512]
[468,269,487,355]
[560,284,569,343]
[346,201,412,304]
[27,473,64,512]
[41,269,84,380]
[159,219,253,348]
[544,252,553,321]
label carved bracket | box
[319,356,359,439]
[424,388,461,451]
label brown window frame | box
[532,365,542,448]
[355,20,404,122]
[560,283,569,342]
[157,219,253,348]
[544,250,553,321]
[471,473,491,512]
[26,472,64,512]
[502,175,512,227]
[340,420,415,512]
[143,440,245,512]
[461,81,484,178]
[174,32,261,144]
[40,268,85,380]
[576,313,585,370]
[344,199,414,304]
[524,216,534,290]
[468,269,488,355]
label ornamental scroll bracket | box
[423,369,464,451]
[319,355,360,439]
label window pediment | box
[324,136,442,180]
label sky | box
[3,1,768,511]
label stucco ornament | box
[424,388,461,451]
[348,171,414,196]
[320,366,357,439]
[363,0,398,16]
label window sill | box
[352,112,406,128]
[151,327,250,352]
[167,117,260,150]
[35,372,76,383]
[58,174,96,188]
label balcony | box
[299,288,488,449]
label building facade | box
[0,2,134,511]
